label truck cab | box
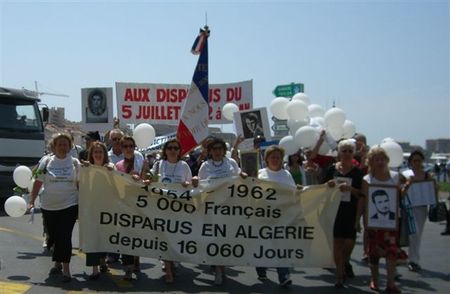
[0,87,46,209]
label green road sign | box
[273,83,304,98]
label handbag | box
[428,201,448,222]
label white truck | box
[0,87,48,209]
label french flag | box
[177,27,210,156]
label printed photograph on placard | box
[240,151,259,178]
[367,184,398,230]
[82,88,112,124]
[407,180,437,207]
[233,107,271,141]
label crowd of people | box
[25,126,446,293]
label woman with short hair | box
[28,133,80,283]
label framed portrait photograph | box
[233,107,271,151]
[407,180,437,207]
[82,87,112,124]
[366,184,399,230]
[240,151,259,178]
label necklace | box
[212,159,224,168]
[164,160,179,177]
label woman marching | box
[83,141,115,280]
[193,137,244,285]
[256,145,302,287]
[28,133,80,283]
[360,147,406,293]
[323,139,364,288]
[149,139,193,283]
[115,135,149,281]
[403,150,435,272]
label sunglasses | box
[341,149,353,153]
[111,137,121,142]
[122,144,134,149]
[166,146,180,151]
[211,145,223,150]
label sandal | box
[369,280,379,291]
[100,264,108,273]
[123,269,133,281]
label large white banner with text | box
[115,80,253,125]
[79,166,341,267]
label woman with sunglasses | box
[194,137,243,285]
[149,139,192,283]
[323,139,364,288]
[83,141,114,280]
[115,135,149,281]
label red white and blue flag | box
[177,27,210,156]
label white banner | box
[79,166,341,267]
[115,80,253,125]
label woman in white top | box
[83,141,115,280]
[402,150,435,272]
[28,133,80,283]
[150,139,192,283]
[359,147,406,293]
[256,145,300,287]
[193,137,242,285]
[115,135,149,281]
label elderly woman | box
[150,139,192,283]
[256,145,301,287]
[360,147,406,293]
[194,137,242,285]
[83,141,114,280]
[323,139,364,288]
[115,135,149,281]
[28,133,80,283]
[403,150,434,272]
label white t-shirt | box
[36,155,79,210]
[258,167,296,188]
[151,159,192,184]
[363,170,399,186]
[198,157,240,180]
[108,149,144,166]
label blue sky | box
[1,0,449,147]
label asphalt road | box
[1,200,449,294]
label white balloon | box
[27,178,35,193]
[270,97,290,120]
[226,151,232,158]
[222,103,239,121]
[5,196,27,217]
[286,100,309,121]
[308,104,325,118]
[279,135,300,156]
[133,123,156,149]
[310,116,325,129]
[318,140,331,155]
[294,126,320,149]
[13,165,32,189]
[287,118,309,136]
[327,125,345,141]
[382,137,395,143]
[292,93,311,105]
[380,141,404,168]
[324,107,346,129]
[343,120,356,139]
